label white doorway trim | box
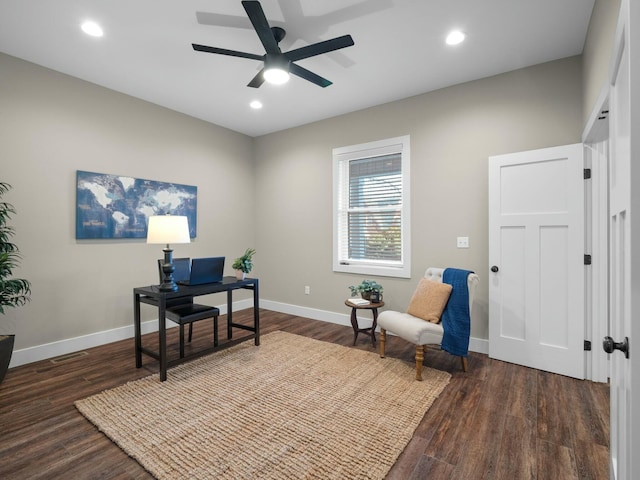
[582,84,610,384]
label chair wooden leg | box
[461,356,468,372]
[415,345,424,381]
[379,328,386,358]
[188,323,193,343]
[213,316,219,347]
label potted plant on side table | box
[349,279,383,303]
[0,182,31,385]
[232,248,256,280]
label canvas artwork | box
[76,171,197,239]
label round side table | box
[344,300,385,347]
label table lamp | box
[146,215,191,291]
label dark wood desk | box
[134,276,259,381]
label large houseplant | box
[0,182,31,384]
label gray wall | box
[3,5,615,357]
[582,0,621,122]
[1,52,255,349]
[254,56,584,341]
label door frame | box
[582,84,610,384]
[584,1,640,475]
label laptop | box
[177,257,225,286]
[157,257,191,284]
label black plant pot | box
[0,335,15,385]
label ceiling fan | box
[192,1,355,88]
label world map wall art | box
[76,170,197,239]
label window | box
[333,135,410,278]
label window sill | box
[333,261,411,279]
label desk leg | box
[159,297,167,382]
[254,280,260,346]
[227,290,233,340]
[134,293,142,368]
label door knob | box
[491,266,499,273]
[603,336,629,358]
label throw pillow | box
[407,278,453,323]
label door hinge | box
[584,340,592,351]
[584,168,592,179]
[584,254,592,265]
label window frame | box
[332,135,411,278]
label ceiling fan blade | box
[192,44,263,61]
[242,1,281,55]
[285,35,354,62]
[290,63,332,88]
[247,69,266,88]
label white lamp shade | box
[146,215,191,244]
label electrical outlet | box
[304,286,310,295]
[457,236,470,248]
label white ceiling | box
[0,0,595,137]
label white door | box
[488,144,585,379]
[607,1,636,477]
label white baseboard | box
[261,299,489,355]
[469,337,489,355]
[10,320,159,368]
[9,298,488,368]
[9,299,252,368]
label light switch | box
[457,236,470,248]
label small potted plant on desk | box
[232,248,256,280]
[0,182,31,385]
[349,279,383,303]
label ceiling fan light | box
[264,67,290,85]
[263,54,290,85]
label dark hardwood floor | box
[0,310,610,479]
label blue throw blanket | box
[441,268,474,357]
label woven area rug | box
[75,331,450,479]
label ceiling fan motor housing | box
[271,26,286,44]
[265,54,290,72]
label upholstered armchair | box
[377,267,479,380]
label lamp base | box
[158,281,178,292]
[159,246,178,291]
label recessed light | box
[250,100,263,109]
[446,30,465,46]
[81,21,104,37]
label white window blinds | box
[346,154,402,261]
